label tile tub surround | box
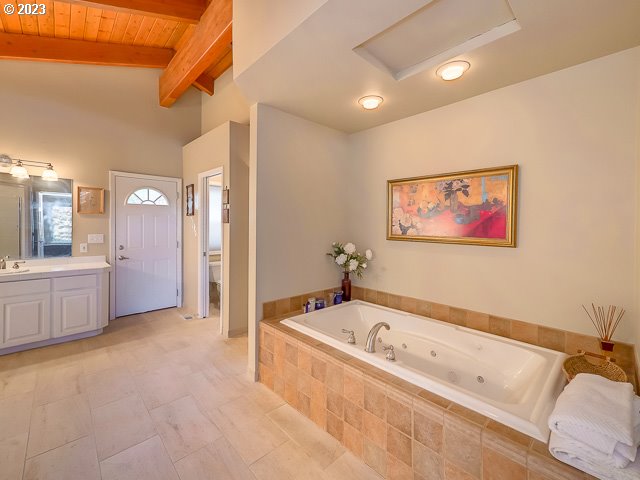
[262,287,638,388]
[259,319,598,480]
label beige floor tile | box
[208,397,288,464]
[150,395,222,462]
[134,364,190,410]
[0,392,33,442]
[267,404,345,468]
[81,349,117,376]
[120,344,172,376]
[184,371,245,415]
[92,394,157,460]
[243,382,285,414]
[99,435,179,480]
[23,435,100,480]
[249,440,330,480]
[324,452,382,480]
[0,368,37,399]
[174,437,256,480]
[33,362,84,406]
[84,367,137,410]
[0,433,28,480]
[27,394,92,458]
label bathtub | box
[281,300,567,441]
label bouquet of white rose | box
[327,242,373,279]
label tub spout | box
[365,322,390,353]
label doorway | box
[198,168,224,332]
[109,171,182,318]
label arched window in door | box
[126,188,169,206]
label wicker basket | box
[562,350,627,383]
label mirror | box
[0,173,73,259]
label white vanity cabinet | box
[0,260,110,354]
[52,275,98,338]
[0,279,51,348]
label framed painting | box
[387,165,518,247]
[185,184,194,216]
[77,186,104,214]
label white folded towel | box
[550,432,640,480]
[548,373,636,455]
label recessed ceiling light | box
[436,61,470,81]
[358,95,384,110]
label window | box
[126,188,169,206]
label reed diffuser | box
[581,303,625,353]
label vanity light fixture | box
[2,154,59,181]
[436,60,470,81]
[41,164,59,182]
[358,95,384,110]
[10,161,29,179]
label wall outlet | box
[80,243,88,253]
[88,234,104,244]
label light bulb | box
[358,95,384,110]
[436,61,470,81]
[42,165,58,181]
[10,162,29,179]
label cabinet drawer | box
[53,275,97,291]
[0,279,50,297]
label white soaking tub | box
[281,300,567,441]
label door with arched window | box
[112,173,181,317]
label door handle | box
[118,255,130,260]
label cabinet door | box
[53,289,97,338]
[0,294,51,347]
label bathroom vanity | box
[0,256,110,355]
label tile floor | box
[0,308,381,480]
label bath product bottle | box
[334,291,343,305]
[305,298,316,313]
[315,299,325,310]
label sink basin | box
[0,268,29,275]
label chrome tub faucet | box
[365,322,390,353]
[0,256,8,269]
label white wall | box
[348,47,640,343]
[201,68,250,135]
[248,103,350,373]
[183,122,250,337]
[233,0,327,78]
[0,61,201,258]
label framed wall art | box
[77,186,105,214]
[185,184,194,216]
[387,165,518,247]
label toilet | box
[209,261,221,307]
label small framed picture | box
[185,184,194,216]
[77,187,105,214]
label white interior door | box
[114,175,180,317]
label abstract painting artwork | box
[387,165,518,247]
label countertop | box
[0,256,111,283]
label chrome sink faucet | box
[0,256,8,270]
[365,322,390,353]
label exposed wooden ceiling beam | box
[67,0,206,24]
[0,32,174,68]
[193,73,215,95]
[159,0,231,107]
[207,48,232,79]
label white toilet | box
[209,261,221,307]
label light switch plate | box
[88,234,104,244]
[80,243,88,253]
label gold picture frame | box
[387,165,518,247]
[77,186,105,214]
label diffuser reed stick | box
[581,303,625,341]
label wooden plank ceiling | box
[0,0,232,106]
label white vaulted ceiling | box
[233,0,640,133]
